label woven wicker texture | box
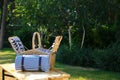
[20,49,48,55]
[32,32,41,49]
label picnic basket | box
[8,32,63,71]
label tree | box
[0,0,7,49]
[9,0,120,48]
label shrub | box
[57,42,120,72]
[57,45,95,67]
[92,49,110,69]
[104,42,120,72]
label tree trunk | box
[68,26,72,49]
[0,0,7,49]
[81,25,85,48]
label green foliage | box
[92,49,110,69]
[104,42,120,71]
[13,26,36,49]
[5,0,120,48]
[57,45,94,67]
[58,43,120,72]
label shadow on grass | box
[0,48,14,53]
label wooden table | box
[0,63,70,80]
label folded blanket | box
[15,55,50,72]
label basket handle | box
[32,32,41,49]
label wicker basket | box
[8,32,63,71]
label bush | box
[57,45,95,67]
[57,43,120,72]
[104,42,120,72]
[92,49,110,69]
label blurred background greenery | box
[1,0,120,72]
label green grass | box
[0,48,120,80]
[55,63,120,80]
[0,48,16,64]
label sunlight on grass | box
[55,62,120,80]
[70,76,89,80]
[78,77,89,80]
[0,48,16,64]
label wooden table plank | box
[0,63,70,80]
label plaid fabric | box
[15,55,50,72]
[8,36,25,53]
[37,48,52,54]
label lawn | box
[0,48,120,80]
